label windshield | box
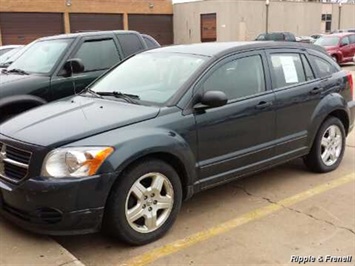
[0,47,22,64]
[315,36,340,47]
[91,52,207,104]
[8,39,73,74]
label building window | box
[200,13,216,42]
[321,14,332,33]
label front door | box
[194,51,276,188]
[50,35,122,101]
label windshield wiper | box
[6,68,29,75]
[80,88,103,99]
[96,91,140,104]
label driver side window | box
[73,39,120,72]
[341,37,349,46]
[203,55,266,100]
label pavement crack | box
[346,145,355,148]
[234,184,355,236]
[57,259,81,266]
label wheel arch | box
[308,94,350,147]
[0,95,47,113]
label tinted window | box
[310,55,337,78]
[349,35,355,44]
[117,34,144,57]
[301,54,315,81]
[74,39,120,72]
[270,54,306,89]
[143,35,158,49]
[204,55,265,100]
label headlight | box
[41,147,114,178]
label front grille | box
[0,142,32,183]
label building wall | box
[174,1,355,44]
[0,0,173,45]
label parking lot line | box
[122,173,355,266]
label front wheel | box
[304,117,346,173]
[103,159,182,245]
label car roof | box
[329,32,354,37]
[147,41,327,57]
[36,30,141,41]
[0,45,24,50]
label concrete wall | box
[174,1,355,44]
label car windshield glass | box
[315,36,339,46]
[91,52,207,104]
[0,47,22,64]
[8,39,73,74]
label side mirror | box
[195,91,228,109]
[63,58,84,76]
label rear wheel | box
[103,159,182,245]
[304,117,345,173]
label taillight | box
[347,73,354,100]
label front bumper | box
[0,172,117,235]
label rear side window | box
[142,35,159,49]
[270,53,307,89]
[310,55,338,78]
[203,55,265,100]
[117,34,144,57]
[301,54,315,81]
[74,39,120,72]
[349,35,355,44]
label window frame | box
[192,50,272,105]
[265,49,319,92]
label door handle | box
[255,101,272,110]
[310,87,324,95]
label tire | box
[103,159,182,245]
[331,55,339,65]
[304,117,346,173]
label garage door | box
[201,13,217,42]
[0,12,64,45]
[70,13,123,33]
[128,15,173,45]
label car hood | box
[324,46,338,51]
[0,96,160,147]
[0,72,33,84]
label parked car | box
[255,32,296,42]
[0,45,25,68]
[331,29,355,34]
[0,45,23,56]
[296,36,315,43]
[0,30,160,122]
[314,33,355,64]
[0,42,354,245]
[311,34,325,40]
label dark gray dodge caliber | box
[0,42,354,245]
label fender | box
[68,126,198,198]
[0,95,47,109]
[307,93,350,146]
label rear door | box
[339,36,352,61]
[266,49,322,158]
[50,34,122,100]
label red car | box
[315,33,355,64]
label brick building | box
[0,0,173,45]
